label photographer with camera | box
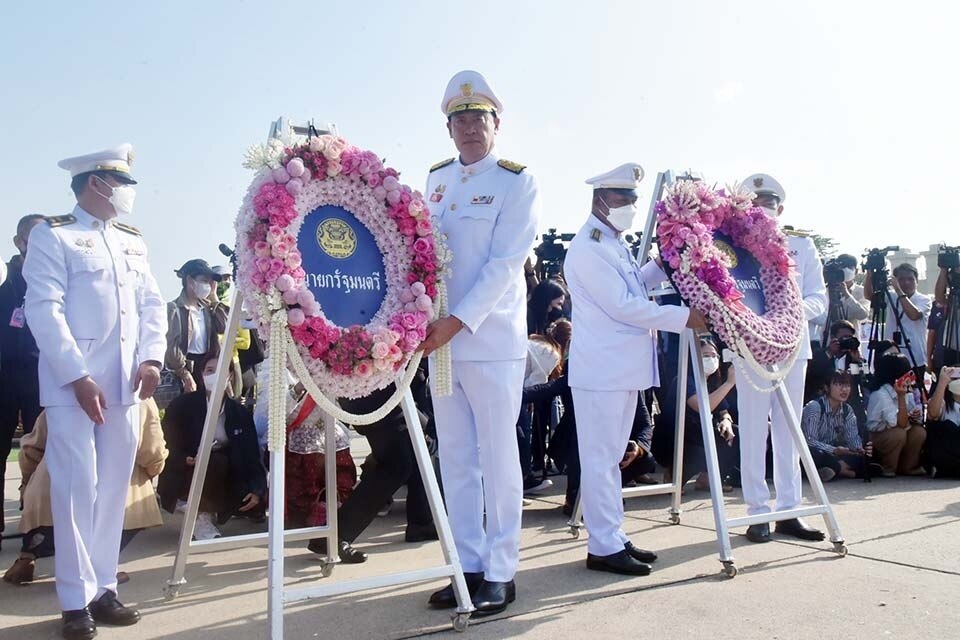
[814,254,869,344]
[805,320,867,423]
[927,246,960,373]
[863,261,932,384]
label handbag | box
[154,369,184,410]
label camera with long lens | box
[822,258,847,286]
[534,228,575,277]
[861,246,900,297]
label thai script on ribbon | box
[307,270,382,294]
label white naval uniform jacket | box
[565,216,690,392]
[425,153,541,361]
[785,233,828,360]
[24,205,168,408]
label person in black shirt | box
[0,214,45,550]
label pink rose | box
[413,237,434,255]
[255,257,272,274]
[323,137,348,160]
[354,362,374,378]
[415,218,433,237]
[326,160,342,177]
[400,312,420,331]
[285,251,302,269]
[254,241,271,258]
[366,172,382,187]
[388,344,403,360]
[371,342,390,359]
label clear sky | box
[1,0,955,297]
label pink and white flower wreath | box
[235,134,446,399]
[656,180,804,368]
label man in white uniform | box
[24,144,167,640]
[564,163,706,575]
[736,173,828,543]
[420,70,540,615]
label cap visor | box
[105,170,137,185]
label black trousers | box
[336,422,434,543]
[0,370,41,535]
[809,448,867,477]
[20,526,140,557]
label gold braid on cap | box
[447,103,496,115]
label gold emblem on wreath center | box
[317,218,357,259]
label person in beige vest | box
[3,399,167,586]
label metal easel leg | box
[164,290,243,599]
[566,492,584,538]
[317,407,340,576]
[399,390,475,629]
[772,381,847,555]
[688,336,737,576]
[669,330,693,525]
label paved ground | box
[2,445,959,640]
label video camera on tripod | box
[861,246,900,304]
[937,244,960,361]
[534,228,575,279]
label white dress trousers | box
[571,388,639,556]
[45,404,140,610]
[430,359,525,582]
[735,360,807,516]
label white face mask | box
[760,205,779,219]
[203,372,219,393]
[842,268,856,283]
[192,280,212,300]
[600,197,638,232]
[702,356,720,376]
[95,176,136,215]
[948,379,960,397]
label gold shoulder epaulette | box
[113,221,142,236]
[46,214,76,228]
[497,159,526,174]
[430,158,455,172]
[783,226,810,238]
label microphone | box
[219,243,234,258]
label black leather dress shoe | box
[307,540,368,564]
[624,541,658,563]
[586,550,652,576]
[471,579,516,616]
[775,518,825,541]
[428,571,484,609]
[745,523,771,543]
[62,609,96,640]
[405,524,439,542]
[88,591,140,626]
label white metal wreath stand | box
[565,171,848,577]
[164,117,474,635]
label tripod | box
[821,281,849,346]
[866,270,923,390]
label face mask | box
[192,280,212,299]
[842,268,855,282]
[600,197,638,232]
[760,205,778,219]
[95,176,136,215]
[948,379,960,397]
[203,372,218,393]
[702,356,720,376]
